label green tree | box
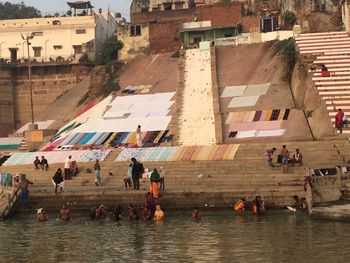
[96,37,123,65]
[0,1,41,19]
[282,11,296,26]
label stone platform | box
[312,203,350,221]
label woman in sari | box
[149,168,160,198]
[335,108,344,134]
[143,192,156,220]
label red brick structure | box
[197,2,243,27]
[131,9,195,24]
[149,21,184,53]
[241,16,260,33]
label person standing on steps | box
[335,108,344,134]
[131,158,143,190]
[281,145,290,173]
[52,168,64,195]
[64,155,72,180]
[20,174,33,210]
[266,147,276,167]
[94,159,101,186]
[136,125,142,147]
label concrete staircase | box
[178,49,216,146]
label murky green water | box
[0,210,349,263]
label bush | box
[274,38,297,81]
[282,11,296,26]
[96,37,123,65]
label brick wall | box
[197,2,243,27]
[131,8,195,23]
[149,21,182,53]
[242,16,260,33]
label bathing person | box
[233,198,247,211]
[95,204,106,219]
[154,205,165,221]
[192,207,201,219]
[143,192,156,220]
[20,174,33,209]
[37,208,48,222]
[52,168,64,195]
[150,168,160,198]
[59,204,71,221]
[252,196,265,215]
[112,206,122,221]
[128,204,139,220]
[292,195,307,210]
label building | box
[148,0,190,11]
[0,4,116,63]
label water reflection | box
[0,211,350,262]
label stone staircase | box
[295,31,350,133]
[177,48,216,146]
[1,139,347,211]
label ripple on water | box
[1,211,350,262]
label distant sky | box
[5,0,133,20]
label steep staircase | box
[178,48,216,146]
[295,31,350,133]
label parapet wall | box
[0,63,93,133]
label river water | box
[0,210,349,263]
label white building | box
[0,12,116,63]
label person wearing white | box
[64,155,72,180]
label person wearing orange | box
[233,198,247,211]
[149,168,160,198]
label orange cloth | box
[150,182,159,198]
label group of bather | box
[266,145,303,172]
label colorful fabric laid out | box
[47,92,175,151]
[2,149,111,167]
[0,173,14,187]
[0,137,23,149]
[115,144,240,162]
[43,130,170,151]
[225,109,290,126]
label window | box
[53,20,61,25]
[76,29,86,34]
[33,32,43,36]
[130,25,141,36]
[73,45,82,54]
[53,45,63,50]
[33,47,42,57]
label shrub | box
[96,37,123,65]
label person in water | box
[252,196,265,215]
[142,192,156,220]
[95,204,106,220]
[37,208,48,222]
[128,204,139,220]
[292,195,307,210]
[233,198,247,211]
[112,205,122,221]
[154,205,165,221]
[59,204,71,221]
[192,207,201,219]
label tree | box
[0,1,41,19]
[96,37,123,65]
[282,11,296,26]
